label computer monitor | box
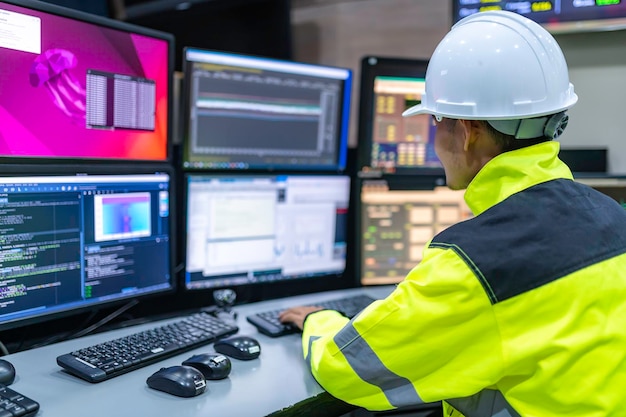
[0,0,174,162]
[0,168,174,330]
[356,56,441,176]
[559,148,608,175]
[452,0,626,34]
[181,48,352,172]
[356,176,472,286]
[184,173,350,296]
[38,0,110,17]
[123,0,293,71]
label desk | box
[4,286,397,417]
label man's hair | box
[481,121,550,152]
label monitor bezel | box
[180,47,352,173]
[179,171,356,305]
[356,55,444,177]
[0,0,176,164]
[0,162,178,332]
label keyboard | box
[56,311,238,383]
[247,294,377,337]
[0,384,39,417]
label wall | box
[291,0,450,149]
[292,0,626,174]
[555,31,626,174]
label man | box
[279,10,626,417]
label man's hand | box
[278,306,324,330]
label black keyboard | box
[0,384,39,417]
[247,294,376,337]
[56,312,238,383]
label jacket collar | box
[464,141,574,216]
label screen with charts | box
[452,1,626,34]
[0,171,173,330]
[182,48,352,171]
[184,174,350,290]
[357,178,473,286]
[357,56,440,176]
[0,0,173,161]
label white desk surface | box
[4,286,396,417]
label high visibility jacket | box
[301,141,626,417]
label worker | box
[279,10,626,417]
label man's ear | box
[461,120,488,152]
[459,120,475,152]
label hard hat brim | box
[402,104,428,118]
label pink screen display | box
[0,2,170,160]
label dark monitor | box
[36,0,110,17]
[452,0,626,34]
[184,173,350,292]
[123,0,292,72]
[559,148,607,174]
[0,0,174,162]
[356,176,472,286]
[181,48,352,172]
[356,56,441,176]
[0,168,174,330]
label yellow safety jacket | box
[301,141,626,417]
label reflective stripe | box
[447,390,521,417]
[333,322,424,408]
[305,335,319,370]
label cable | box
[70,299,140,340]
[0,341,9,356]
[25,309,99,351]
[174,262,185,274]
[27,299,141,350]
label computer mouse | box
[214,335,261,361]
[146,365,206,398]
[182,353,231,380]
[0,359,16,385]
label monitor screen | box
[0,170,173,330]
[356,56,441,176]
[181,48,352,171]
[0,0,173,161]
[452,1,626,34]
[184,173,350,290]
[357,177,472,286]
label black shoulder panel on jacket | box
[430,179,626,304]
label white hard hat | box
[403,10,578,123]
